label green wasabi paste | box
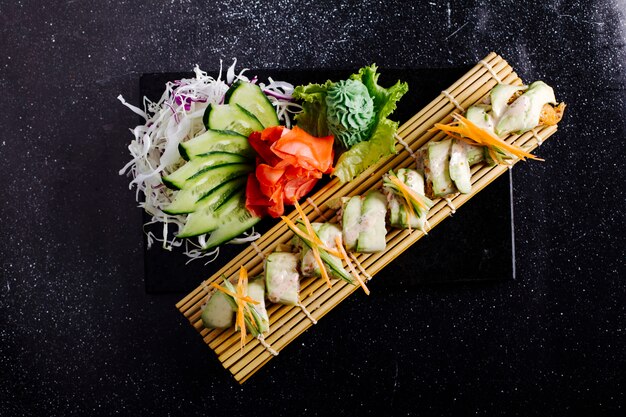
[325,79,375,148]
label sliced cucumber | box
[342,196,362,251]
[203,104,264,137]
[225,81,279,128]
[356,190,387,253]
[164,164,251,214]
[162,152,248,190]
[179,129,254,161]
[201,290,236,329]
[398,168,425,194]
[220,279,265,337]
[449,140,472,194]
[317,223,348,280]
[496,81,556,136]
[264,252,300,305]
[202,192,261,249]
[176,177,247,237]
[407,205,428,231]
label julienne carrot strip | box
[432,123,465,135]
[293,201,323,247]
[311,245,332,289]
[410,188,433,211]
[335,236,369,295]
[240,266,257,331]
[388,175,430,211]
[349,252,372,281]
[457,114,543,160]
[405,185,433,212]
[281,215,342,259]
[280,216,317,247]
[316,243,342,259]
[293,201,342,257]
[209,269,260,351]
[386,176,415,233]
[209,282,257,305]
[235,266,248,350]
[281,215,332,288]
[243,304,258,331]
[438,113,544,162]
[488,147,501,164]
[442,120,509,161]
[431,125,473,145]
[433,112,544,163]
[389,175,419,213]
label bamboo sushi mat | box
[176,52,559,383]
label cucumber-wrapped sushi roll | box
[201,275,269,335]
[341,190,387,253]
[383,169,435,233]
[298,223,341,277]
[297,222,351,281]
[384,168,434,232]
[200,288,236,329]
[435,80,565,166]
[264,252,300,306]
[422,139,485,198]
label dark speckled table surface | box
[1,1,625,416]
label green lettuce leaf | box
[292,80,333,137]
[293,65,408,183]
[350,64,408,121]
[333,118,398,183]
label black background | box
[1,1,624,416]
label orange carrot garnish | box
[210,267,259,351]
[433,113,544,163]
[311,245,332,289]
[293,201,342,257]
[335,236,369,295]
[281,215,332,288]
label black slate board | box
[139,68,515,293]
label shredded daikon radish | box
[228,227,262,244]
[119,60,297,261]
[259,76,301,128]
